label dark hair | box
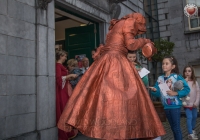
[92,48,97,52]
[127,50,141,66]
[163,56,179,74]
[56,50,67,61]
[183,65,197,85]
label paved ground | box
[72,117,200,140]
[162,116,200,140]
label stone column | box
[36,0,57,139]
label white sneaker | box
[188,134,198,140]
[193,130,198,138]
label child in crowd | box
[67,59,83,89]
[150,56,190,140]
[183,66,199,139]
[127,50,148,87]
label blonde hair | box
[56,50,67,61]
[166,78,173,90]
[67,59,78,67]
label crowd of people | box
[55,12,200,140]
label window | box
[187,0,200,30]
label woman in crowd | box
[56,50,78,140]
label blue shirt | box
[151,73,190,109]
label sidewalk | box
[72,117,200,140]
[162,117,200,140]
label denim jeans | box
[185,108,198,134]
[165,108,182,140]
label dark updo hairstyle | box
[56,50,67,61]
[163,56,179,74]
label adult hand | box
[149,87,157,92]
[145,39,151,43]
[151,42,155,46]
[69,74,78,80]
[166,90,178,96]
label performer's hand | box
[151,42,155,46]
[149,87,156,92]
[145,39,151,43]
[166,90,178,96]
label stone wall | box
[0,0,146,139]
[157,0,200,72]
[0,0,57,139]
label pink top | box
[185,81,200,107]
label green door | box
[65,24,98,64]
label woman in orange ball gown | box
[58,13,165,140]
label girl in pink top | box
[183,66,200,139]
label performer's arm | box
[124,35,151,51]
[123,18,151,51]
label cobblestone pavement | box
[162,116,200,140]
[72,117,200,140]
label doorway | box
[55,8,99,65]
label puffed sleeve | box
[122,18,150,51]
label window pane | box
[190,18,198,28]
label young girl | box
[183,66,199,139]
[127,50,149,87]
[150,56,190,140]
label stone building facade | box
[0,0,145,139]
[157,0,200,81]
[0,0,56,139]
[3,0,199,140]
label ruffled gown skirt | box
[57,49,165,139]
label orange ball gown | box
[58,13,166,139]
